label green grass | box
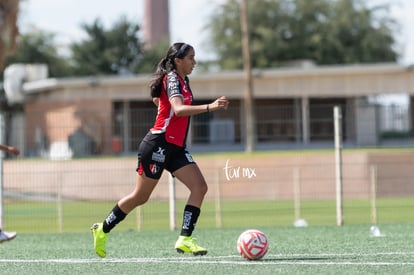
[0,223,413,274]
[4,197,414,233]
[2,196,414,274]
[2,149,414,273]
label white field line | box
[0,252,413,266]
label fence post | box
[57,173,63,233]
[334,106,344,226]
[169,174,176,230]
[0,113,4,229]
[293,167,301,221]
[215,170,222,228]
[136,207,142,231]
[370,165,378,225]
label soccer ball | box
[237,229,269,260]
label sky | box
[19,0,219,60]
[19,0,414,66]
[17,0,413,106]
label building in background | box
[2,1,414,157]
[3,62,414,158]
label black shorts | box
[136,132,195,179]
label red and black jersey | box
[150,71,193,147]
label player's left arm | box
[171,96,229,117]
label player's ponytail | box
[150,57,168,98]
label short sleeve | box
[165,72,182,99]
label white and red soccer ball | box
[237,229,269,260]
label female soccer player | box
[92,42,229,257]
[0,144,19,243]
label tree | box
[5,15,164,78]
[207,0,398,70]
[5,31,73,77]
[0,0,19,71]
[134,37,170,74]
[70,17,145,76]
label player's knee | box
[138,197,150,205]
[198,182,208,196]
[189,182,208,197]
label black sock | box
[102,204,127,233]
[180,205,200,237]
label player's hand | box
[211,96,229,111]
[8,146,20,156]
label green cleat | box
[91,223,108,258]
[175,236,208,256]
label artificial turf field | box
[1,223,413,274]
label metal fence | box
[1,104,414,233]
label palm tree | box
[0,0,19,70]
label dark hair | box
[150,42,193,98]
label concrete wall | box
[4,151,414,201]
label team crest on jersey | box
[150,163,159,175]
[152,147,165,162]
